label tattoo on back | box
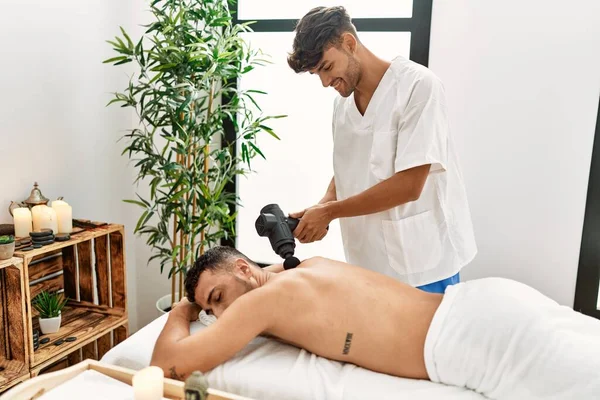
[342,332,354,355]
[169,366,185,381]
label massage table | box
[100,312,485,400]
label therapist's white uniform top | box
[332,56,477,287]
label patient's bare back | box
[260,257,442,379]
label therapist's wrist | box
[324,200,343,221]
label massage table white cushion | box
[101,313,485,400]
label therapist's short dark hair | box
[287,6,359,73]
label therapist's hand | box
[290,203,333,243]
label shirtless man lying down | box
[151,246,600,399]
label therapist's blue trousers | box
[416,272,460,294]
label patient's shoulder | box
[220,286,279,328]
[236,283,281,311]
[298,256,330,267]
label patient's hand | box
[172,297,202,322]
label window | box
[238,0,413,20]
[574,98,600,319]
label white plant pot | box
[156,292,180,315]
[39,313,61,334]
[0,241,15,260]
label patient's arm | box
[150,290,272,380]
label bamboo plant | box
[104,0,282,305]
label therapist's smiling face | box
[310,43,361,97]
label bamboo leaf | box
[248,141,266,159]
[120,26,134,49]
[244,93,262,112]
[259,125,281,140]
[123,199,148,208]
[106,97,126,107]
[114,58,133,66]
[103,56,128,64]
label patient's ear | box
[233,258,252,278]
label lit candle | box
[52,200,73,234]
[13,208,33,238]
[32,205,59,234]
[132,366,164,400]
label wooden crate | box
[0,257,30,393]
[13,223,129,377]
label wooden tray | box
[1,359,254,400]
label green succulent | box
[0,235,14,245]
[33,291,68,319]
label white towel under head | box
[199,309,217,326]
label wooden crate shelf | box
[0,222,129,391]
[0,257,29,393]
[30,305,126,369]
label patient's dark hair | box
[287,6,358,73]
[184,246,256,303]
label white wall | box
[0,0,159,332]
[429,0,600,306]
[0,0,235,332]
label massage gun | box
[255,204,301,270]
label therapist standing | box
[286,6,477,293]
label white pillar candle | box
[32,205,58,234]
[31,205,43,231]
[132,366,164,400]
[52,200,73,234]
[13,208,33,238]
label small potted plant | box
[0,235,15,260]
[33,291,68,334]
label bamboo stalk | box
[179,263,183,301]
[200,144,209,255]
[190,74,198,264]
[180,151,193,302]
[178,151,185,302]
[201,81,215,256]
[191,148,197,260]
[179,220,184,302]
[176,100,186,303]
[192,177,198,262]
[171,193,177,306]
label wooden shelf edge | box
[31,315,128,370]
[14,224,124,261]
[0,258,22,270]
